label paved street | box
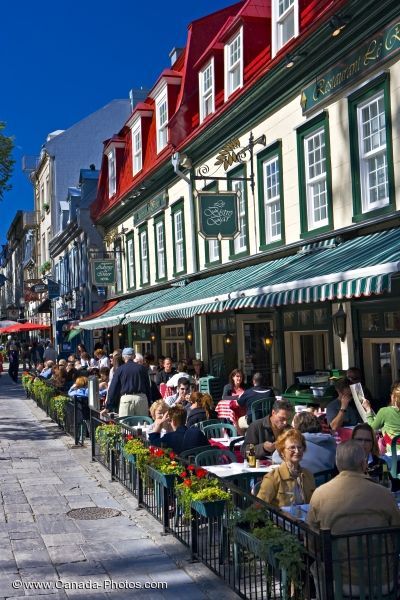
[0,371,238,599]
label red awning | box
[80,300,118,323]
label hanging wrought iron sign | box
[197,191,239,239]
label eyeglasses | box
[353,437,372,443]
[284,445,304,453]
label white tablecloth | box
[204,463,279,477]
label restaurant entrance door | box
[363,339,400,407]
[237,316,273,386]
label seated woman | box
[271,412,336,474]
[351,423,386,482]
[68,375,89,398]
[148,406,208,454]
[148,399,172,436]
[186,392,217,428]
[222,368,245,398]
[257,429,315,508]
[362,381,400,450]
[99,367,110,397]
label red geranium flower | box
[125,434,133,441]
[183,478,192,487]
[180,471,188,479]
[187,465,195,471]
[195,468,208,479]
[169,451,176,459]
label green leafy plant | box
[39,260,51,274]
[234,505,304,588]
[95,423,123,458]
[51,395,69,423]
[175,466,231,519]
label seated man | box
[40,360,54,379]
[241,399,293,459]
[164,377,191,407]
[237,372,274,430]
[326,378,360,432]
[307,441,400,598]
[148,406,208,455]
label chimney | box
[169,47,184,67]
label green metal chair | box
[198,418,227,432]
[194,448,237,466]
[250,396,275,423]
[314,467,337,487]
[202,422,237,439]
[179,446,212,462]
[118,415,153,426]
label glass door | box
[242,321,273,386]
[363,339,400,407]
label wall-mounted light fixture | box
[332,303,347,342]
[186,322,193,344]
[224,332,233,345]
[285,52,306,69]
[150,330,156,343]
[264,324,274,348]
[329,14,349,37]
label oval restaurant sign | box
[197,192,239,239]
[91,259,116,286]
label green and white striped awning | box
[79,289,173,330]
[121,255,296,324]
[81,228,400,328]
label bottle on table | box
[248,444,256,468]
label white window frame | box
[140,230,149,285]
[127,237,135,288]
[108,150,116,197]
[263,155,282,243]
[155,221,166,279]
[199,58,215,123]
[131,121,142,175]
[208,239,220,263]
[115,240,123,292]
[356,91,389,213]
[224,27,243,101]
[271,0,299,57]
[304,127,328,231]
[174,210,185,273]
[233,180,247,254]
[156,90,168,153]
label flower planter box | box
[147,465,177,489]
[192,499,226,518]
[122,450,136,464]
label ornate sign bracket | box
[193,132,266,194]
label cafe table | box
[209,436,244,461]
[204,462,279,492]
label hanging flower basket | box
[147,465,177,489]
[191,499,227,518]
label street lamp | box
[332,303,347,342]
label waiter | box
[101,347,150,417]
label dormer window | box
[199,59,215,123]
[224,28,243,100]
[131,121,142,175]
[108,150,116,197]
[156,91,168,153]
[272,0,299,56]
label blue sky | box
[0,0,235,244]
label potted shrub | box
[95,422,123,462]
[146,446,182,489]
[175,466,231,519]
[39,260,51,275]
[233,505,304,590]
[51,395,69,424]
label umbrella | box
[0,323,51,334]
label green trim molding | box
[348,73,395,223]
[296,111,333,239]
[125,233,136,290]
[256,140,285,251]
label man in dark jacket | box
[237,372,274,428]
[149,406,209,455]
[101,348,150,417]
[155,357,176,386]
[241,399,292,459]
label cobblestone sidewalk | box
[0,372,239,599]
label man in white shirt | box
[165,377,191,407]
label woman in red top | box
[222,369,245,398]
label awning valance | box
[82,228,400,327]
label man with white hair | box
[307,440,400,597]
[101,347,150,417]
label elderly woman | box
[363,381,400,449]
[186,392,217,428]
[257,429,315,508]
[148,399,172,436]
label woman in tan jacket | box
[257,429,315,508]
